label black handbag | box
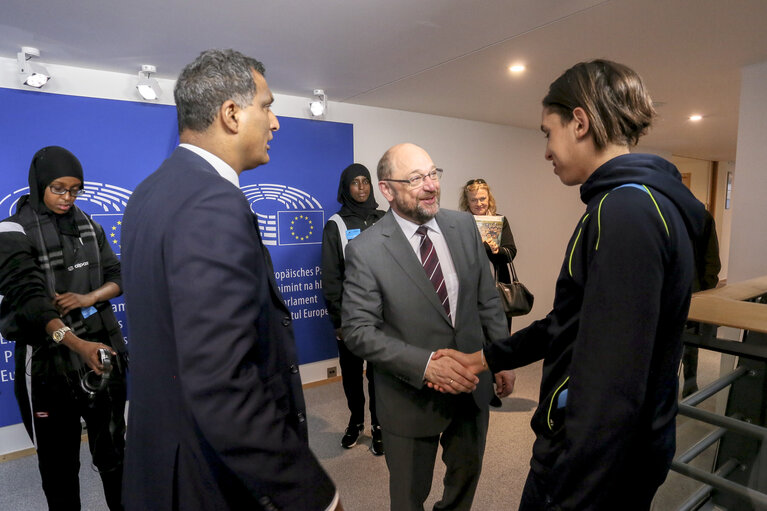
[495,258,534,317]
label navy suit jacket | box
[121,147,335,510]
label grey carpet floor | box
[0,351,726,510]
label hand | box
[487,239,499,254]
[424,353,480,394]
[73,339,116,375]
[54,292,95,316]
[494,369,516,398]
[432,349,486,374]
[335,328,343,341]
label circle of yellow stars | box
[289,214,314,241]
[110,220,121,248]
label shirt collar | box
[391,209,441,239]
[179,143,240,188]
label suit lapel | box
[381,212,452,325]
[437,211,470,328]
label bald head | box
[377,143,440,224]
[377,143,429,181]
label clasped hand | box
[425,349,514,398]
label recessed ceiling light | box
[689,114,703,122]
[508,64,525,73]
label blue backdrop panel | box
[0,87,351,428]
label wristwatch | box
[51,326,71,343]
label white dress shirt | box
[391,210,459,325]
[179,143,240,187]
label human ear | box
[379,181,394,201]
[220,100,240,133]
[572,107,590,139]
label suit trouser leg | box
[367,364,379,426]
[433,400,489,511]
[382,398,488,511]
[382,429,440,511]
[337,339,365,425]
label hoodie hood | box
[580,153,708,242]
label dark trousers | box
[519,456,668,511]
[16,357,126,511]
[337,338,377,426]
[381,397,488,511]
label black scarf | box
[28,146,84,236]
[337,163,379,218]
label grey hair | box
[174,49,266,133]
[377,146,396,181]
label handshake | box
[424,349,515,397]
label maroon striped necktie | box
[415,225,451,319]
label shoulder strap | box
[329,214,349,259]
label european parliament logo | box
[1,180,327,249]
[242,183,325,246]
[0,181,132,256]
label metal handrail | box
[680,366,750,407]
[678,404,767,440]
[671,458,767,507]
[673,459,741,511]
[675,427,728,465]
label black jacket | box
[321,208,385,328]
[0,210,121,346]
[485,153,707,510]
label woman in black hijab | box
[321,163,386,456]
[0,146,127,510]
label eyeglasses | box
[465,178,486,186]
[49,185,86,196]
[381,168,443,189]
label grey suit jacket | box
[341,208,508,437]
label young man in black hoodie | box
[432,60,708,510]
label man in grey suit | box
[341,143,513,510]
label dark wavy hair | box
[542,59,656,150]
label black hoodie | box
[485,153,707,510]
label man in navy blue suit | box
[121,49,340,511]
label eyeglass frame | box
[49,184,86,197]
[381,168,443,189]
[465,178,486,186]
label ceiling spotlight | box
[309,89,327,118]
[136,65,162,101]
[508,64,525,73]
[689,114,703,122]
[17,46,51,88]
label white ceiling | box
[3,0,766,162]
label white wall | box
[670,155,712,207]
[711,161,736,282]
[728,60,767,283]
